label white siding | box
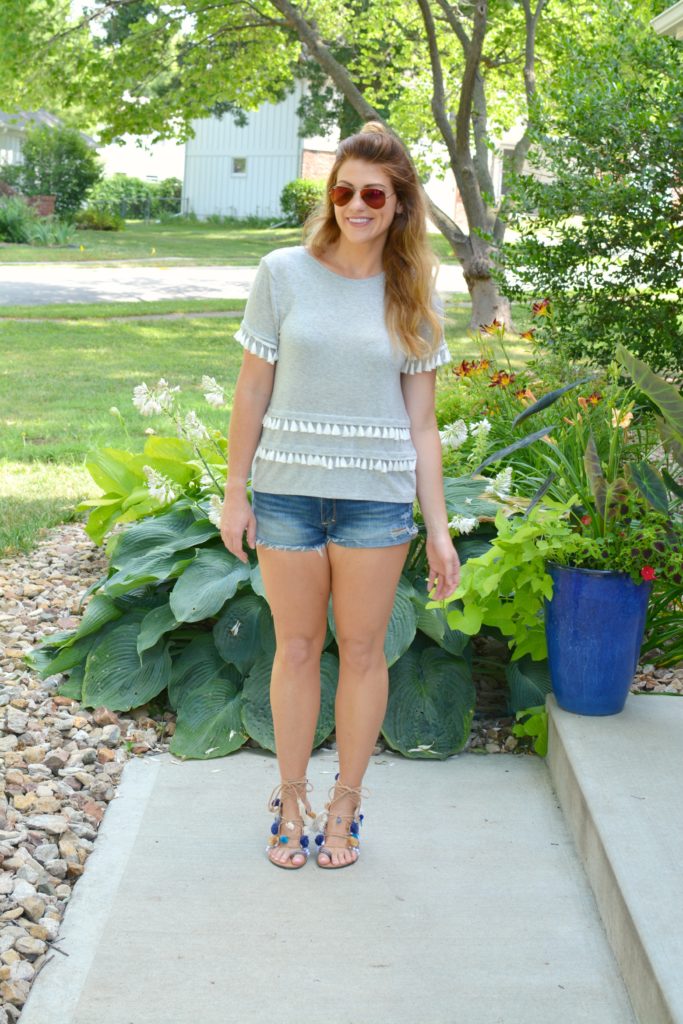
[182,89,303,218]
[0,129,24,167]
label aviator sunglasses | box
[329,184,396,209]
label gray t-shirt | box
[234,245,451,502]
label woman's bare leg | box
[257,545,331,865]
[318,541,410,867]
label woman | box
[220,121,460,870]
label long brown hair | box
[303,122,442,359]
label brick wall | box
[26,195,56,217]
[301,150,335,181]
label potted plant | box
[440,345,683,716]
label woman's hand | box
[220,488,256,563]
[425,531,461,601]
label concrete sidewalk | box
[19,747,635,1024]
[0,263,467,306]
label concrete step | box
[546,691,683,1024]
[19,747,635,1024]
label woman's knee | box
[275,634,325,669]
[337,636,386,675]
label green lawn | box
[0,296,531,557]
[0,221,304,265]
[0,219,459,266]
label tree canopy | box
[0,0,677,328]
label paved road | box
[0,262,468,306]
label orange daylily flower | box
[489,370,517,388]
[519,329,536,341]
[532,298,550,317]
[480,319,505,335]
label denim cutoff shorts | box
[252,490,419,554]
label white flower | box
[132,378,181,416]
[485,466,513,498]
[207,494,224,528]
[142,465,177,504]
[202,375,226,407]
[470,417,491,438]
[439,419,468,449]
[448,513,478,535]
[180,410,210,442]
[229,621,241,636]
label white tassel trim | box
[402,346,451,375]
[235,327,278,365]
[255,446,416,473]
[262,414,411,440]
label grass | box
[0,219,459,266]
[0,297,532,558]
[0,298,246,320]
[0,221,305,265]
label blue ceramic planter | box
[545,563,652,716]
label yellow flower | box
[611,409,633,429]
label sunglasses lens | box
[329,186,354,206]
[361,188,387,209]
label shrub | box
[87,174,182,219]
[28,217,76,247]
[12,124,103,217]
[0,196,38,243]
[74,207,125,231]
[280,178,325,225]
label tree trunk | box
[461,254,513,331]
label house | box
[181,85,337,219]
[651,0,683,37]
[181,87,527,227]
[0,109,96,167]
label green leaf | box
[241,651,338,752]
[511,376,595,427]
[84,447,142,496]
[213,593,265,675]
[473,425,558,473]
[662,468,683,501]
[143,436,196,462]
[657,416,683,470]
[82,627,171,711]
[241,653,276,752]
[505,656,552,714]
[412,578,470,655]
[442,475,500,519]
[138,603,179,654]
[583,432,606,516]
[382,647,476,759]
[313,653,339,747]
[628,461,669,513]
[169,547,250,621]
[170,674,247,759]
[446,603,484,635]
[56,663,85,702]
[616,345,683,436]
[65,594,123,645]
[167,634,236,712]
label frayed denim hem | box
[256,540,327,557]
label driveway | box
[0,262,468,305]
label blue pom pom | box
[273,798,280,806]
[279,835,289,844]
[359,814,364,823]
[270,822,279,835]
[315,834,324,846]
[350,822,359,835]
[300,835,309,848]
[334,772,340,780]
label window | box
[232,157,247,176]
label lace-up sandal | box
[314,776,368,870]
[266,777,316,870]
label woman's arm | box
[401,371,460,600]
[220,352,275,563]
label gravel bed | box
[1,520,681,1018]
